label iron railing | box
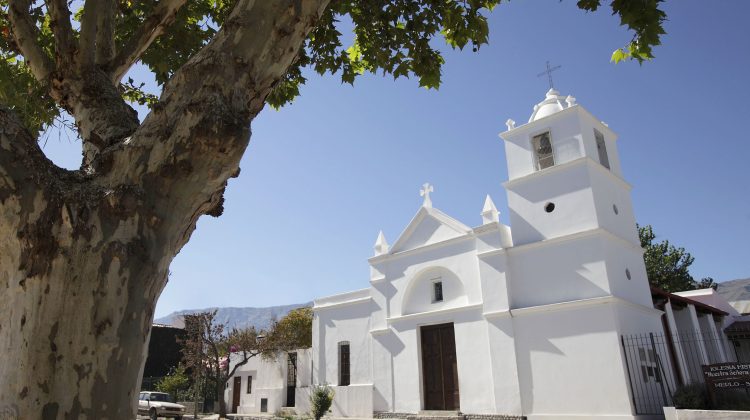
[621,326,750,415]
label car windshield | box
[149,393,172,402]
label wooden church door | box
[420,323,460,410]
[231,376,241,413]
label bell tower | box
[500,88,652,309]
[499,89,667,418]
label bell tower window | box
[532,131,554,170]
[594,129,610,169]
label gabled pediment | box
[389,207,471,254]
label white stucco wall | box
[313,296,374,418]
[507,234,612,309]
[225,348,312,415]
[513,303,635,417]
[505,160,599,246]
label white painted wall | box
[313,298,374,418]
[512,303,636,417]
[225,348,312,415]
[505,160,599,246]
[507,234,613,308]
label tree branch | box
[7,0,54,82]
[95,0,116,66]
[0,107,61,211]
[108,0,187,84]
[44,0,77,66]
[226,351,260,381]
[92,0,329,266]
[78,0,99,68]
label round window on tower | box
[613,204,619,215]
[544,202,555,213]
[625,268,631,280]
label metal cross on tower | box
[420,183,434,208]
[537,61,562,89]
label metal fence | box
[621,327,750,415]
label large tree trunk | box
[0,1,329,418]
[0,108,166,419]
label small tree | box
[310,384,335,420]
[155,365,190,401]
[639,224,716,292]
[182,313,209,418]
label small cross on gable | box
[420,183,434,208]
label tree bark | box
[0,108,165,419]
[0,0,329,418]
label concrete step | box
[407,412,464,420]
[418,412,461,417]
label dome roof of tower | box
[529,88,572,122]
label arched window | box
[532,131,554,170]
[339,341,350,386]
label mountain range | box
[716,277,750,314]
[154,302,311,331]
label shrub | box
[310,384,335,420]
[155,365,191,401]
[672,383,708,409]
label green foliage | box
[672,383,708,409]
[0,0,668,132]
[638,224,716,293]
[576,0,666,64]
[713,388,750,411]
[262,307,313,358]
[0,55,58,134]
[309,384,335,420]
[155,365,191,402]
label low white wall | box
[664,407,750,419]
[329,384,373,418]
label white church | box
[226,89,673,419]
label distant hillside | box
[716,278,750,314]
[155,302,311,331]
[717,278,750,301]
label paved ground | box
[136,415,221,420]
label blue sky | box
[41,1,750,317]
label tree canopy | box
[0,0,667,137]
[639,224,716,293]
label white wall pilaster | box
[706,314,728,362]
[687,304,710,365]
[665,301,692,384]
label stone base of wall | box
[374,412,525,420]
[664,407,750,420]
[464,415,526,420]
[374,412,415,419]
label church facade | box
[311,89,666,419]
[226,90,676,419]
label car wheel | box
[149,407,158,420]
[175,417,183,420]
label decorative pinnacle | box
[420,183,434,208]
[505,119,516,130]
[374,230,389,256]
[481,195,499,224]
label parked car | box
[137,391,186,420]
